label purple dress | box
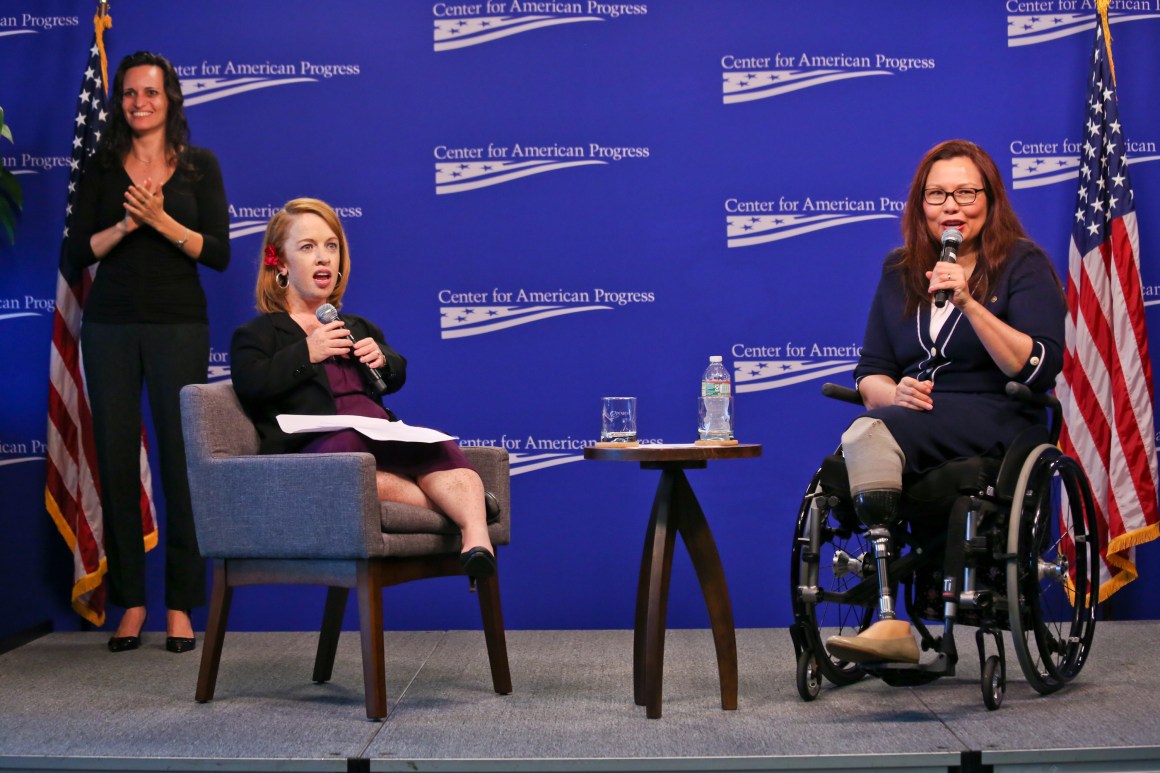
[301,356,474,477]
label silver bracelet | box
[174,228,190,249]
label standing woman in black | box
[66,51,230,653]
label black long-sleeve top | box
[66,146,230,323]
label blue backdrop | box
[2,1,1158,637]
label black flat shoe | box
[485,491,501,525]
[165,636,196,654]
[458,546,497,578]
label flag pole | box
[95,2,112,94]
[1096,0,1116,87]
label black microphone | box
[315,303,388,396]
[933,227,963,308]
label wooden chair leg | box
[475,571,512,695]
[196,560,232,703]
[313,587,350,683]
[356,561,387,720]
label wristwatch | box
[174,228,190,250]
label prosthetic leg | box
[824,418,918,664]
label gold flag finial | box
[1096,0,1117,87]
[94,2,112,96]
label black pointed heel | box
[165,636,196,653]
[166,609,197,653]
[107,610,148,653]
[458,546,497,579]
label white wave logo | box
[229,219,268,240]
[0,312,43,321]
[727,211,896,248]
[0,30,36,37]
[0,455,42,467]
[441,304,612,339]
[1012,155,1083,189]
[723,68,890,104]
[734,358,858,393]
[437,158,605,194]
[434,13,602,51]
[181,76,317,106]
[1008,11,1160,47]
[509,450,585,475]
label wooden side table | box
[583,443,762,718]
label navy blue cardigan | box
[852,240,1066,474]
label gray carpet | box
[1,624,1158,772]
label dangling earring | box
[275,272,289,289]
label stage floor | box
[1,623,1158,773]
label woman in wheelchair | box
[230,198,499,579]
[822,139,1068,666]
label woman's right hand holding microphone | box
[305,320,353,364]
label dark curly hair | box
[96,51,196,175]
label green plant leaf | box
[0,197,15,244]
[0,171,21,207]
[0,103,21,248]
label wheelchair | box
[789,382,1099,710]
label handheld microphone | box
[315,303,388,396]
[933,228,963,308]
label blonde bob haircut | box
[255,198,352,313]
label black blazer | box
[230,311,407,454]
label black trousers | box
[81,321,209,611]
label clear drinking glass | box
[601,397,638,443]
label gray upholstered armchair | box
[179,380,511,720]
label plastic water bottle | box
[699,355,733,441]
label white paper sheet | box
[276,414,457,444]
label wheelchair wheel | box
[795,650,822,701]
[791,472,872,688]
[981,655,1005,711]
[1006,444,1099,695]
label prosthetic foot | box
[826,619,919,664]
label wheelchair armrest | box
[1004,382,1062,444]
[821,382,864,406]
[1004,381,1059,410]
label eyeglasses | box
[924,187,986,206]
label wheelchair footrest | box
[861,652,954,685]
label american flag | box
[45,10,158,626]
[1056,14,1159,601]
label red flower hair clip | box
[262,243,279,268]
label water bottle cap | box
[709,355,722,362]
